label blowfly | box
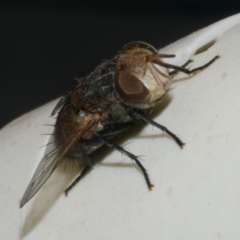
[20,41,219,208]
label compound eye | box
[115,70,150,104]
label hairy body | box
[20,42,219,208]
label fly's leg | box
[81,146,94,167]
[159,55,219,75]
[64,147,92,196]
[65,123,137,195]
[64,165,91,196]
[96,134,154,190]
[169,59,193,77]
[132,111,185,148]
[65,147,93,196]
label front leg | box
[158,55,219,75]
[131,110,185,148]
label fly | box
[20,41,219,208]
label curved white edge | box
[159,13,240,65]
[1,14,240,240]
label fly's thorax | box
[114,41,171,109]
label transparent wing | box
[20,135,72,208]
[20,117,94,208]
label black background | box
[1,3,240,128]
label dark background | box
[1,3,240,128]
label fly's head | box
[115,41,172,109]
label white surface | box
[1,14,240,240]
[160,13,240,65]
